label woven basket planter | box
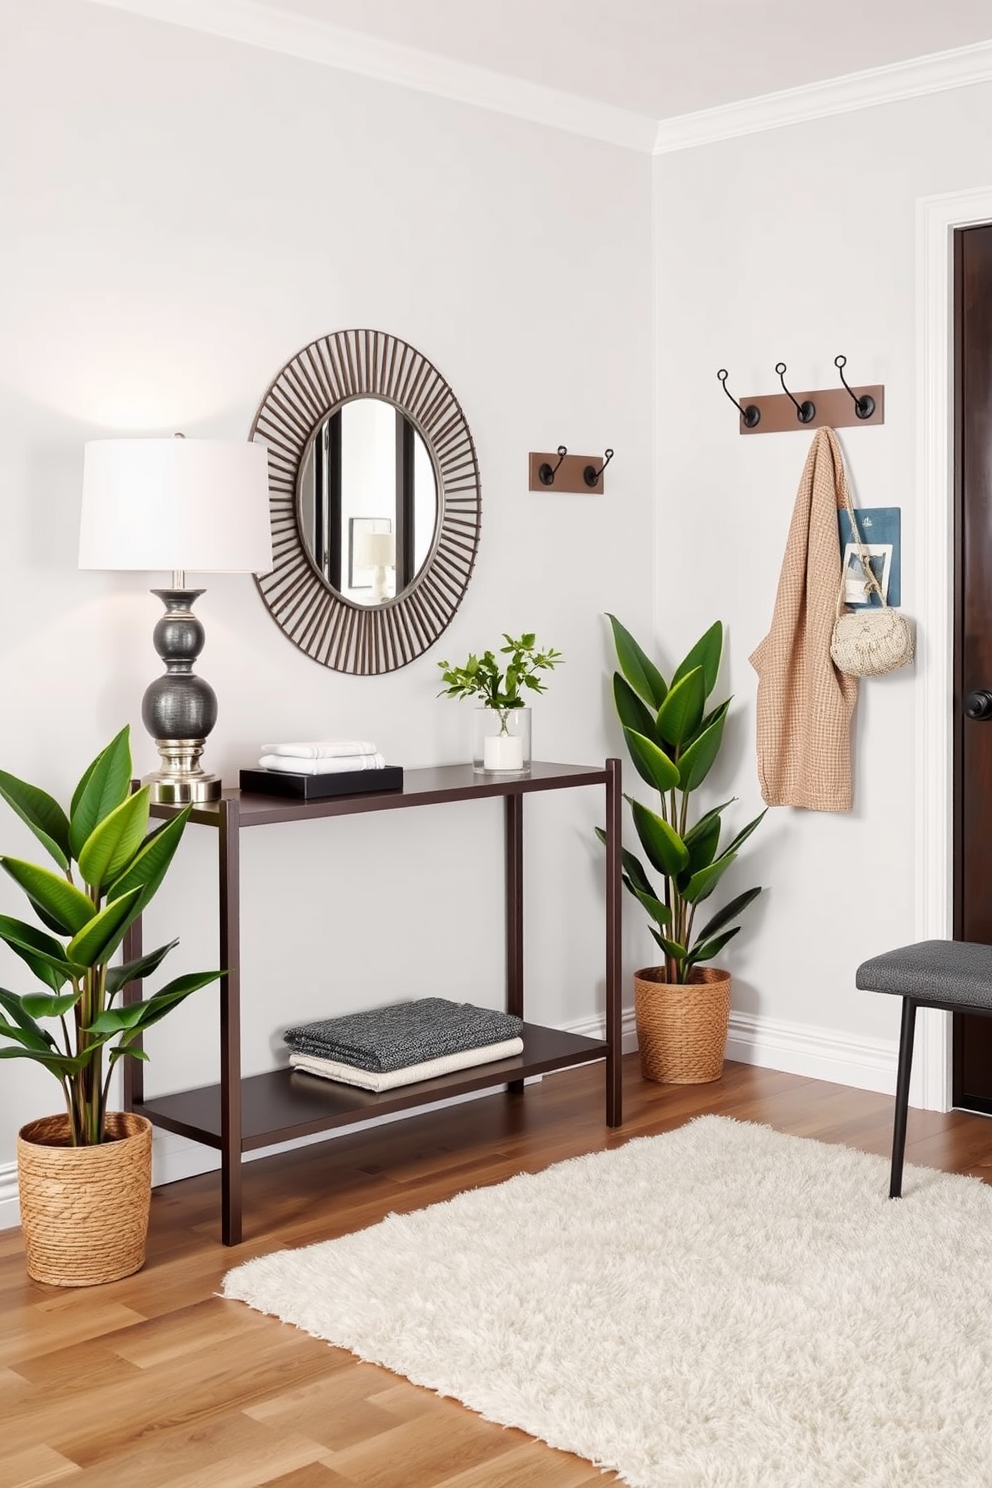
[17,1111,152,1287]
[634,965,732,1084]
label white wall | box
[0,0,653,1209]
[654,83,992,1084]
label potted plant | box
[437,632,563,774]
[602,615,765,1083]
[0,725,222,1285]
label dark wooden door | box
[954,223,992,1112]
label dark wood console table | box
[123,759,623,1244]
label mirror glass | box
[298,397,439,606]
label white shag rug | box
[222,1115,992,1487]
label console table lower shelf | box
[137,1023,609,1151]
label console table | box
[123,759,623,1244]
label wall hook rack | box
[717,369,760,428]
[721,360,884,436]
[529,445,612,494]
[775,362,816,424]
[538,446,568,486]
[584,449,614,487]
[834,355,876,420]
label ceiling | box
[245,0,992,119]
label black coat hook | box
[775,363,815,423]
[834,356,876,420]
[539,446,567,485]
[717,369,760,428]
[584,448,614,488]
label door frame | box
[916,184,992,1111]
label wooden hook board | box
[528,452,607,494]
[738,384,884,435]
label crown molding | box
[654,39,992,153]
[80,0,658,153]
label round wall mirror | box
[249,330,482,674]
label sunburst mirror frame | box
[249,329,482,674]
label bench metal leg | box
[889,996,917,1199]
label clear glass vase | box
[472,706,532,775]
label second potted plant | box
[437,632,563,774]
[602,614,765,1083]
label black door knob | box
[965,689,992,720]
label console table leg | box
[505,792,524,1095]
[605,757,623,1127]
[219,799,243,1246]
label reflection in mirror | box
[298,398,438,606]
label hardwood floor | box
[3,1057,991,1487]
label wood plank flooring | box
[3,1057,991,1487]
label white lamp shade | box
[79,437,274,574]
[357,531,396,568]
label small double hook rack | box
[530,445,614,493]
[718,357,881,434]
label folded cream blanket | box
[289,1037,524,1092]
[261,740,378,759]
[258,753,386,775]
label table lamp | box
[357,529,395,604]
[79,434,273,803]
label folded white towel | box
[261,740,378,760]
[258,753,386,775]
[289,1037,524,1092]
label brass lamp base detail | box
[144,739,222,804]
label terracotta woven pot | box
[17,1111,152,1287]
[633,965,732,1084]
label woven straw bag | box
[830,468,914,679]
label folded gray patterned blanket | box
[283,997,524,1073]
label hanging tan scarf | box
[749,427,858,811]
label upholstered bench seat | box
[856,938,992,1197]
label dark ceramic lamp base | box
[141,587,222,804]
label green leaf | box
[0,1044,85,1078]
[686,927,740,969]
[0,988,59,1049]
[66,888,141,969]
[106,807,191,911]
[622,728,681,794]
[656,668,706,750]
[612,673,656,739]
[693,887,763,948]
[682,813,722,878]
[0,914,79,990]
[652,933,688,968]
[629,798,688,878]
[671,621,723,700]
[677,710,729,792]
[631,884,672,929]
[69,727,132,859]
[0,857,95,936]
[594,827,656,900]
[683,852,737,905]
[723,809,768,858]
[0,770,70,871]
[606,615,667,709]
[77,787,150,893]
[86,969,222,1036]
[106,938,179,995]
[22,991,80,1020]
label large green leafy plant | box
[603,615,765,985]
[0,726,221,1145]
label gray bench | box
[856,939,992,1196]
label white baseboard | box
[0,1009,907,1234]
[725,1010,899,1097]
